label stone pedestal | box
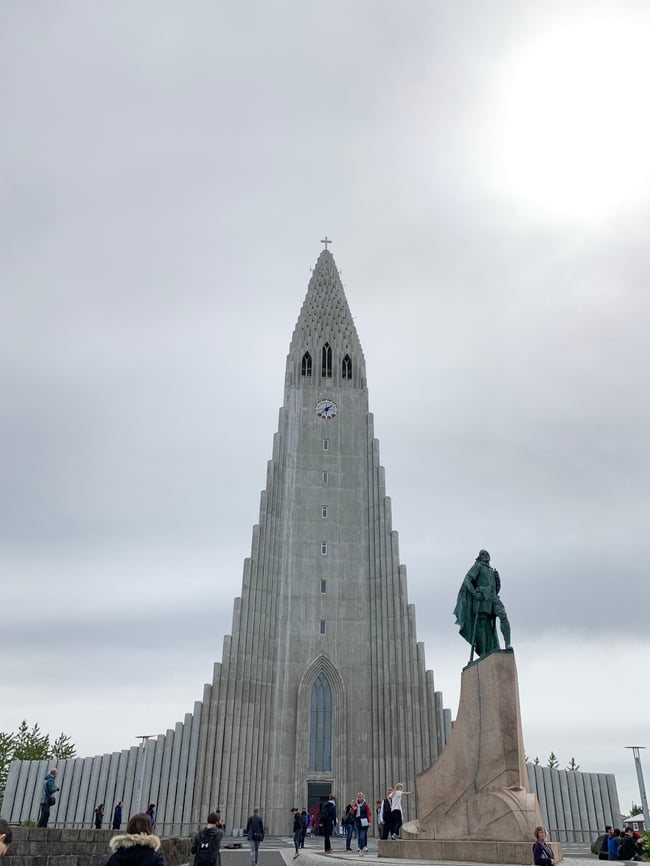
[379,649,563,864]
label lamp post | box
[135,735,154,813]
[625,746,649,830]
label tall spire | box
[287,247,366,388]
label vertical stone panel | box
[182,701,203,832]
[85,756,103,828]
[605,774,620,827]
[582,773,598,837]
[566,770,581,841]
[155,729,175,830]
[104,752,121,828]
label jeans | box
[37,803,50,828]
[293,830,301,853]
[356,818,368,850]
[249,839,260,865]
[344,822,354,849]
[391,809,402,838]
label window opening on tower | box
[301,352,312,377]
[322,343,332,378]
[342,354,352,379]
[309,672,332,771]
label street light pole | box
[135,735,154,813]
[625,746,649,829]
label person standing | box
[37,767,60,828]
[112,801,123,831]
[353,793,371,855]
[146,804,156,829]
[389,783,412,839]
[95,803,105,829]
[245,808,264,866]
[191,811,224,866]
[105,812,163,866]
[380,789,393,840]
[320,795,336,853]
[0,818,13,866]
[343,800,355,851]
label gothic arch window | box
[301,352,312,377]
[342,354,352,379]
[321,343,332,378]
[309,672,332,771]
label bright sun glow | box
[492,13,650,223]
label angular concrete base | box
[379,838,563,865]
[386,650,562,862]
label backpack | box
[194,830,219,866]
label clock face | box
[315,399,338,419]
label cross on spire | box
[321,236,332,250]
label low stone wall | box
[4,827,192,866]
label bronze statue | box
[454,549,511,660]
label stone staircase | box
[5,827,192,866]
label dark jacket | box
[191,826,224,865]
[533,841,555,866]
[618,834,637,861]
[113,804,122,829]
[246,814,264,842]
[292,812,302,833]
[104,833,164,866]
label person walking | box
[291,808,302,858]
[104,813,164,866]
[95,803,105,829]
[299,807,308,849]
[37,768,60,828]
[145,804,156,829]
[245,808,264,866]
[191,811,224,866]
[112,801,123,831]
[353,793,371,855]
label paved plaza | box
[212,835,592,866]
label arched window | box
[309,672,332,771]
[342,354,352,379]
[321,343,332,378]
[302,352,312,377]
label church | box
[4,243,451,834]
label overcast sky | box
[2,0,649,820]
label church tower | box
[3,243,450,836]
[191,243,448,831]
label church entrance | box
[307,780,332,812]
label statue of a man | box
[454,549,511,658]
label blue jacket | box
[41,773,59,804]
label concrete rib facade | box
[4,247,449,834]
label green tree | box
[566,757,580,771]
[547,752,559,769]
[630,802,642,816]
[534,757,540,766]
[0,720,76,806]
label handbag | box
[253,832,263,841]
[360,817,369,827]
[48,796,56,806]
